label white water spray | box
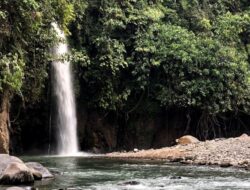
[51,22,79,155]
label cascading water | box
[51,22,79,156]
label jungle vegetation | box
[1,0,250,149]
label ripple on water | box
[91,176,250,190]
[18,157,250,190]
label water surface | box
[1,156,250,190]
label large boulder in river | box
[0,162,34,185]
[0,155,52,185]
[176,135,199,145]
[25,162,54,179]
[0,154,23,173]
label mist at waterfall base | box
[51,23,80,156]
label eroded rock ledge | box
[107,134,250,170]
[0,154,53,185]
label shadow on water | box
[1,155,250,190]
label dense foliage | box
[0,0,74,102]
[1,0,250,141]
[70,0,250,115]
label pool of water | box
[1,156,250,190]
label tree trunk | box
[0,90,10,154]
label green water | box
[1,156,250,190]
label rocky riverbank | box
[107,134,250,170]
[0,154,53,187]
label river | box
[1,156,250,189]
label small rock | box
[214,138,225,141]
[168,157,184,162]
[170,176,182,179]
[208,161,215,165]
[239,160,248,165]
[176,135,199,145]
[0,162,34,185]
[122,181,140,185]
[197,161,206,165]
[220,162,232,168]
[239,133,249,139]
[183,160,193,164]
[185,156,194,161]
[133,148,139,152]
[180,160,188,164]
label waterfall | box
[51,22,79,155]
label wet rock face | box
[176,135,199,145]
[77,109,201,152]
[81,112,118,152]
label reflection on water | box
[1,156,250,190]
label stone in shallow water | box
[25,162,54,179]
[220,161,232,168]
[170,176,182,179]
[121,181,140,185]
[0,162,34,185]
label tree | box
[70,0,250,138]
[0,0,75,153]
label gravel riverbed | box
[107,134,250,169]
